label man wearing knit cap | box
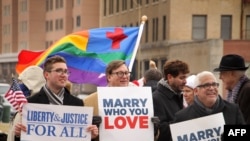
[183,75,196,107]
[214,54,250,124]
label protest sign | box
[21,103,93,141]
[98,87,154,141]
[170,112,225,141]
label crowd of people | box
[6,53,249,141]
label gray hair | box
[194,71,217,88]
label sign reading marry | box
[98,87,154,141]
[170,113,225,141]
[21,103,93,141]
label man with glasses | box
[84,60,130,141]
[173,71,245,140]
[84,60,130,117]
[13,55,99,141]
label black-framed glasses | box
[48,68,70,76]
[197,82,219,89]
[111,71,130,77]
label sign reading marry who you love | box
[170,113,225,141]
[21,103,93,141]
[98,87,154,141]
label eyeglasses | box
[111,71,130,77]
[48,69,70,76]
[197,82,219,89]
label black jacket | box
[153,79,183,141]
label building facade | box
[0,0,250,95]
[0,0,100,83]
[100,0,250,79]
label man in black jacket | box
[173,71,245,140]
[13,55,99,141]
[153,59,190,141]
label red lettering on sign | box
[104,116,149,129]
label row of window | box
[3,0,27,16]
[45,19,64,32]
[45,16,81,32]
[46,0,81,12]
[46,0,64,11]
[104,0,160,16]
[123,15,250,41]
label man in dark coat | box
[214,54,250,124]
[153,60,189,141]
[173,71,245,140]
[13,55,98,141]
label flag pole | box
[128,15,147,71]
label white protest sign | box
[98,87,154,141]
[21,103,93,141]
[170,112,225,141]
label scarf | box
[227,75,248,103]
[158,78,182,95]
[194,95,220,114]
[43,85,64,105]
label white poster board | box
[170,112,225,141]
[98,87,154,141]
[21,103,93,141]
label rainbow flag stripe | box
[16,27,139,86]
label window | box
[55,19,59,30]
[3,5,10,16]
[109,0,114,14]
[3,43,11,53]
[116,0,119,12]
[130,0,133,9]
[20,21,27,32]
[46,0,53,11]
[76,0,81,5]
[50,0,53,10]
[163,15,166,40]
[246,15,250,39]
[46,21,49,32]
[192,15,207,40]
[221,15,232,40]
[56,0,63,8]
[152,18,158,41]
[20,0,27,12]
[19,41,27,50]
[122,0,127,11]
[144,60,149,71]
[145,21,148,42]
[60,19,63,30]
[46,20,53,32]
[3,24,10,35]
[137,0,142,6]
[104,0,107,16]
[50,20,53,31]
[76,16,81,27]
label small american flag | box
[4,77,27,112]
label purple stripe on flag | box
[68,67,107,86]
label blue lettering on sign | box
[27,124,56,136]
[27,111,55,122]
[177,127,221,141]
[61,113,88,124]
[60,126,87,138]
[103,98,147,107]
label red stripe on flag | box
[4,78,28,112]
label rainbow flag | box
[16,27,140,86]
